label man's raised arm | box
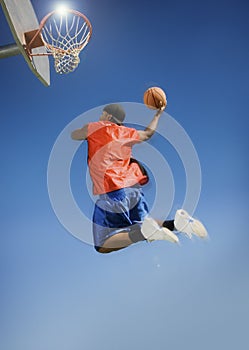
[137,108,165,142]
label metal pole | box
[0,43,21,58]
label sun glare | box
[55,4,69,15]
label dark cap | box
[103,104,126,123]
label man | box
[71,104,207,253]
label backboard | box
[0,0,50,86]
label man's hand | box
[155,105,166,117]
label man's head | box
[101,104,126,125]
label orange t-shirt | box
[87,121,147,195]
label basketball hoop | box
[26,9,92,74]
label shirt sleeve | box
[125,127,141,145]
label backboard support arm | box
[0,43,21,58]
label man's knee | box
[95,246,124,254]
[97,247,113,254]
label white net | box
[41,10,92,74]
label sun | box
[55,4,69,15]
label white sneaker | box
[174,209,208,239]
[141,217,179,244]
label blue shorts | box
[92,186,149,251]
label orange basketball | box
[143,86,167,109]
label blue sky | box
[0,0,249,349]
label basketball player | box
[71,104,207,253]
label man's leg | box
[99,225,146,253]
[99,232,133,253]
[98,211,207,253]
[99,218,180,253]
